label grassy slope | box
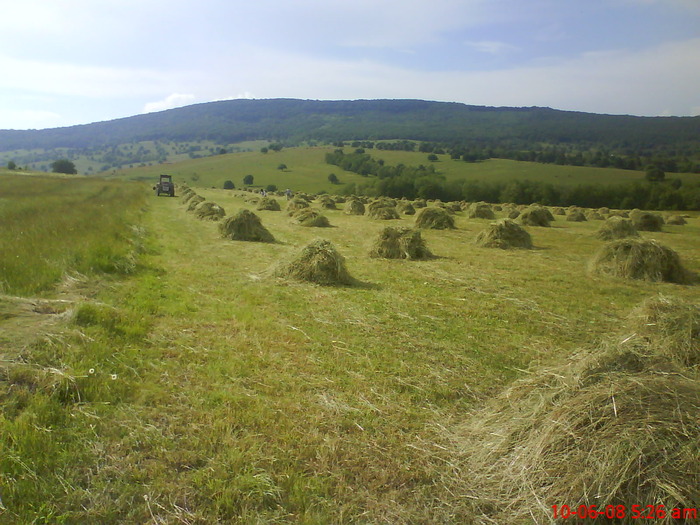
[1,186,699,523]
[113,146,700,194]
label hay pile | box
[585,210,605,220]
[286,197,310,215]
[589,238,690,283]
[474,219,532,249]
[412,199,427,208]
[256,197,281,211]
[344,199,366,215]
[630,210,664,231]
[186,195,205,211]
[396,201,416,215]
[367,205,400,220]
[291,208,331,227]
[566,209,587,222]
[180,188,196,204]
[455,297,700,524]
[415,207,455,229]
[666,215,687,225]
[369,227,433,260]
[595,216,639,241]
[467,202,495,219]
[273,239,354,286]
[318,196,337,210]
[218,209,275,242]
[194,201,226,221]
[518,206,553,227]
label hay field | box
[1,185,698,523]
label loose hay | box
[566,210,587,222]
[256,197,281,211]
[369,227,433,260]
[630,210,664,231]
[273,239,354,286]
[474,219,532,249]
[467,202,496,219]
[343,199,366,215]
[589,239,689,283]
[186,195,205,211]
[368,206,400,220]
[415,207,455,229]
[665,215,687,225]
[455,298,700,524]
[291,208,331,227]
[218,209,275,242]
[595,216,640,241]
[194,201,226,221]
[396,201,416,215]
[286,197,310,215]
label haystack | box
[566,210,587,222]
[273,239,354,286]
[318,196,337,210]
[467,202,496,219]
[630,210,664,231]
[595,216,639,241]
[368,206,400,220]
[585,210,605,220]
[194,201,226,221]
[343,199,366,215]
[186,195,205,211]
[180,189,196,204]
[518,206,553,227]
[665,215,687,225]
[396,201,416,215]
[256,197,281,211]
[291,208,331,227]
[474,219,532,249]
[286,197,310,215]
[455,297,700,524]
[414,207,455,229]
[412,199,427,208]
[218,209,275,242]
[589,238,689,283]
[369,227,433,260]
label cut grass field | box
[1,182,698,523]
[113,145,700,195]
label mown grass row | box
[0,174,147,295]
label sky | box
[1,0,699,130]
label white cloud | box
[143,93,197,113]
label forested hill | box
[1,98,700,156]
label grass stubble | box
[1,181,698,523]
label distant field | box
[114,146,700,194]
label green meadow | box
[1,172,698,523]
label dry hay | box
[396,201,416,215]
[194,201,226,221]
[367,205,400,220]
[367,198,397,214]
[180,188,196,204]
[595,216,640,241]
[585,210,605,220]
[186,195,205,211]
[665,215,687,225]
[630,209,664,231]
[286,197,311,215]
[218,209,275,243]
[368,227,433,260]
[291,208,331,227]
[474,219,532,249]
[517,205,553,227]
[566,209,587,222]
[444,201,462,213]
[343,199,366,215]
[412,199,427,208]
[318,196,337,210]
[414,207,456,229]
[455,297,700,524]
[256,197,281,211]
[589,238,690,283]
[467,202,496,220]
[551,206,566,215]
[273,239,354,286]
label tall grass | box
[0,174,146,295]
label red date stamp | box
[552,504,698,521]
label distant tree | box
[427,154,438,162]
[269,143,283,152]
[7,161,16,170]
[218,148,227,155]
[266,184,278,192]
[277,163,287,171]
[260,147,268,154]
[645,164,665,182]
[328,173,339,184]
[51,159,77,174]
[243,174,254,185]
[223,180,235,189]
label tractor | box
[154,174,175,197]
